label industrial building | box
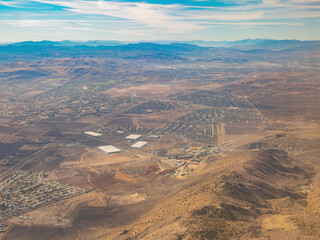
[125,134,141,140]
[148,135,160,139]
[98,145,122,154]
[84,131,103,137]
[130,141,148,148]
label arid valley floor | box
[0,41,319,239]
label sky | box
[0,0,319,42]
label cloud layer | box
[0,0,319,41]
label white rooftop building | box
[98,145,122,154]
[148,135,160,139]
[125,134,141,140]
[130,141,148,148]
[84,131,103,137]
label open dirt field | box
[0,62,319,240]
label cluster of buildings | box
[159,145,232,178]
[158,107,263,140]
[0,223,8,233]
[84,130,160,154]
[0,171,88,221]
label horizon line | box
[1,38,320,45]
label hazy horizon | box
[1,38,320,45]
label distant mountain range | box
[177,39,320,50]
[8,40,126,47]
[0,39,319,63]
[3,39,319,50]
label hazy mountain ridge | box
[1,40,319,64]
[3,39,319,50]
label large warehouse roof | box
[125,134,141,140]
[98,145,122,154]
[148,135,160,139]
[84,131,103,137]
[130,141,148,148]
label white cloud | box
[31,0,319,25]
[184,12,263,20]
[0,0,24,7]
[1,0,319,38]
[63,26,151,36]
[0,19,58,27]
[32,0,205,33]
[0,19,133,27]
[195,21,303,26]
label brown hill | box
[106,147,315,240]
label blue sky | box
[0,0,319,42]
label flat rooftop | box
[98,145,122,154]
[84,131,103,137]
[131,141,148,148]
[148,135,160,139]
[125,134,141,140]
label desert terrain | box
[0,41,319,239]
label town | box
[0,171,88,222]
